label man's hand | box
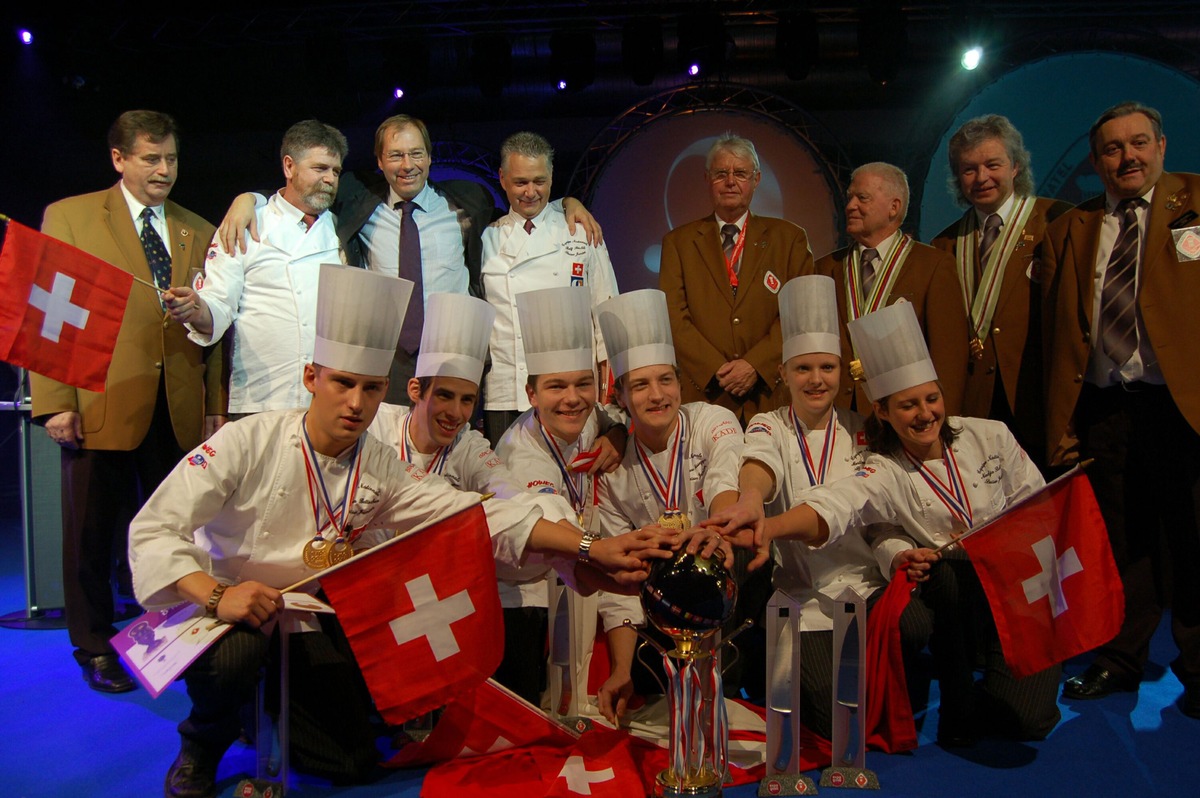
[204,415,227,440]
[216,581,284,628]
[700,489,766,546]
[45,411,83,449]
[676,526,735,569]
[217,193,260,254]
[162,286,212,332]
[588,528,675,584]
[716,359,758,397]
[891,548,939,583]
[574,432,624,475]
[562,197,604,247]
[597,670,633,725]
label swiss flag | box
[386,678,577,768]
[0,220,131,392]
[544,728,647,797]
[318,504,503,723]
[958,467,1123,678]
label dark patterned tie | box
[860,247,879,294]
[978,213,1002,278]
[395,200,424,354]
[1099,198,1143,368]
[139,207,172,307]
[524,218,535,234]
[721,223,739,266]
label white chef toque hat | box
[414,292,497,385]
[780,274,841,362]
[594,289,676,379]
[847,300,938,401]
[313,264,413,377]
[515,286,594,376]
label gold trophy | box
[628,547,742,798]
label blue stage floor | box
[0,514,1196,797]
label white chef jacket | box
[743,405,884,631]
[368,403,575,606]
[188,193,343,413]
[129,410,553,612]
[481,205,618,411]
[497,405,634,626]
[801,417,1045,579]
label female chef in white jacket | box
[708,301,1061,746]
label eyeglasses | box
[708,169,756,183]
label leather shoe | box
[164,741,218,798]
[1062,664,1138,700]
[82,654,136,693]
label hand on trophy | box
[674,526,735,569]
[586,527,676,589]
[698,489,766,551]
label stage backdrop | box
[587,111,842,291]
[919,52,1200,241]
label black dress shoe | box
[1062,664,1138,700]
[164,741,218,798]
[1180,686,1200,719]
[82,654,136,693]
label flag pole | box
[930,460,1093,555]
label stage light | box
[470,33,513,98]
[393,87,405,100]
[550,30,596,93]
[622,17,663,86]
[18,29,33,45]
[961,46,982,70]
[677,11,728,78]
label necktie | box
[978,213,1002,277]
[860,247,879,294]
[396,200,424,354]
[301,213,318,231]
[524,218,535,235]
[721,223,739,266]
[139,208,173,306]
[1099,198,1142,368]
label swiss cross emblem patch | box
[764,270,781,293]
[572,263,584,277]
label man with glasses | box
[659,133,813,426]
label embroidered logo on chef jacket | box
[747,421,772,436]
[187,453,208,469]
[564,240,587,258]
[977,453,1004,485]
[570,262,585,286]
[201,444,217,458]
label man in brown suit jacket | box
[931,115,1073,466]
[816,162,969,415]
[659,133,814,426]
[29,111,225,693]
[1043,101,1200,718]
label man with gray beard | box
[165,120,348,415]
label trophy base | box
[759,773,819,795]
[819,766,879,789]
[654,768,724,798]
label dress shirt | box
[358,181,470,298]
[120,181,171,250]
[1086,188,1164,386]
[189,193,340,413]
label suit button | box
[154,361,163,370]
[733,317,741,325]
[732,353,741,358]
[162,318,170,329]
[1082,331,1091,343]
[992,326,1001,335]
[1074,373,1083,383]
[986,366,995,374]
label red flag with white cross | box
[319,504,503,723]
[0,219,132,392]
[958,467,1123,678]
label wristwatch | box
[205,583,230,618]
[577,532,601,564]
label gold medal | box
[327,538,353,566]
[657,511,692,531]
[848,359,865,381]
[969,337,984,360]
[302,537,331,569]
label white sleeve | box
[588,241,620,363]
[699,406,743,507]
[800,458,904,548]
[189,229,249,345]
[597,590,644,631]
[742,412,785,503]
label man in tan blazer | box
[816,162,969,415]
[931,115,1073,466]
[659,133,814,426]
[1043,101,1200,718]
[30,110,225,693]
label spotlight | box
[550,30,596,93]
[677,11,729,78]
[777,10,819,81]
[393,87,405,100]
[622,17,663,86]
[18,29,33,45]
[470,33,513,98]
[858,1,908,85]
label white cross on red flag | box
[0,220,132,392]
[958,467,1124,678]
[318,504,503,724]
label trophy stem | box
[656,647,726,798]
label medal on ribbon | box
[299,414,365,570]
[635,413,691,530]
